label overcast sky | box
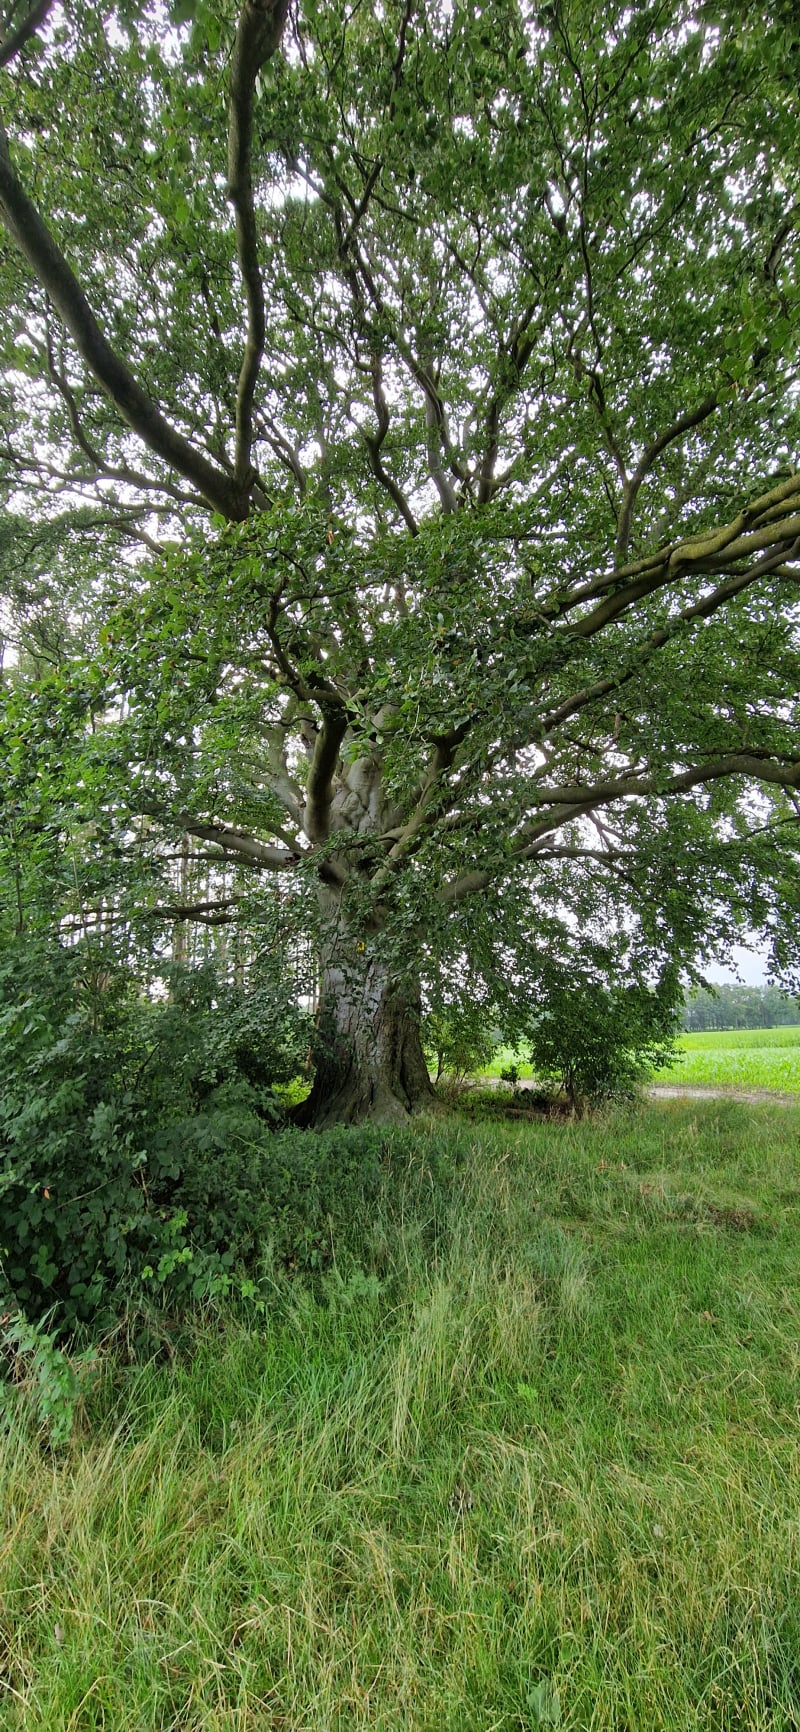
[705,944,769,987]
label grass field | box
[482,1043,536,1080]
[652,1025,800,1092]
[3,1100,800,1729]
[483,1026,800,1094]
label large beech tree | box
[1,0,799,1122]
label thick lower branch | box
[0,132,247,519]
[183,819,300,869]
[304,708,348,844]
[227,0,290,484]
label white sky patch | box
[705,944,769,987]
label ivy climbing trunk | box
[297,903,435,1127]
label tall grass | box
[3,1101,800,1728]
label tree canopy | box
[1,0,799,1120]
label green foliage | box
[0,940,310,1328]
[424,995,497,1083]
[146,955,310,1115]
[0,1312,94,1445]
[528,975,680,1108]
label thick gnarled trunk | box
[298,930,435,1128]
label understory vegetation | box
[3,1101,800,1730]
[2,929,798,1341]
[0,933,688,1332]
[2,0,800,1718]
[0,941,318,1329]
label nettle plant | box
[0,0,798,1122]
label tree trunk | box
[296,921,435,1128]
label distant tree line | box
[683,985,800,1031]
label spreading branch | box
[439,752,800,906]
[153,897,242,925]
[227,0,290,486]
[182,819,300,869]
[614,393,719,565]
[549,472,800,641]
[0,129,249,519]
[0,0,53,69]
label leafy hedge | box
[0,940,462,1345]
[0,941,322,1327]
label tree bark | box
[296,905,435,1127]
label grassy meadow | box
[483,1026,800,1095]
[652,1025,800,1093]
[3,1100,800,1728]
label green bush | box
[424,998,497,1083]
[0,941,310,1328]
[527,976,679,1109]
[0,939,452,1338]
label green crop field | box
[3,1101,800,1729]
[482,1027,800,1094]
[678,1026,800,1048]
[653,1025,800,1093]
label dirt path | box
[470,1077,799,1107]
[649,1084,799,1106]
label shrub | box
[0,938,454,1337]
[0,940,310,1329]
[424,998,497,1083]
[527,977,679,1110]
